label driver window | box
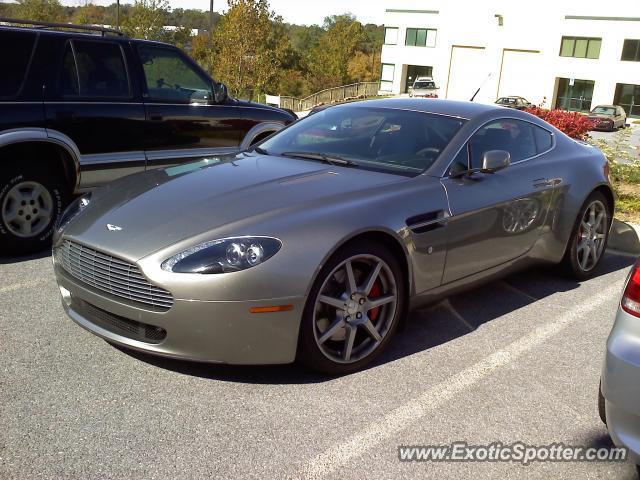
[469,119,536,168]
[137,45,212,104]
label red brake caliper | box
[368,280,383,322]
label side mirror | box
[481,150,511,173]
[214,83,228,104]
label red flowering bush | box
[524,106,595,140]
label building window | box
[559,36,601,59]
[384,27,398,45]
[405,28,437,47]
[621,39,640,61]
[380,63,395,91]
[614,83,640,118]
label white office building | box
[379,0,640,117]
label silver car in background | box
[52,98,614,374]
[600,259,640,475]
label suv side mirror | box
[481,150,511,173]
[214,83,228,104]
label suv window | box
[137,45,212,104]
[1,30,37,99]
[59,40,130,98]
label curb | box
[608,219,640,256]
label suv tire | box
[0,162,69,256]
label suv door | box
[45,38,147,188]
[440,118,557,284]
[136,44,243,170]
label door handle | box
[149,114,164,122]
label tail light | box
[621,260,640,317]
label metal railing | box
[279,82,382,112]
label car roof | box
[593,105,616,109]
[332,98,498,120]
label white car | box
[600,259,640,475]
[409,76,438,98]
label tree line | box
[1,0,383,101]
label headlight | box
[161,237,282,274]
[56,193,91,232]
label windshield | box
[592,107,615,115]
[259,106,466,176]
[414,81,435,89]
[497,98,517,105]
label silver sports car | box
[52,99,613,374]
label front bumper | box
[590,119,614,131]
[601,307,640,464]
[55,264,305,365]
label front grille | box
[74,298,167,344]
[55,240,173,310]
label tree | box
[15,0,64,22]
[347,51,375,83]
[73,3,107,25]
[307,14,366,92]
[121,0,169,40]
[212,0,291,100]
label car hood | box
[588,114,613,120]
[63,154,405,261]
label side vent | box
[406,210,448,234]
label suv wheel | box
[0,163,69,256]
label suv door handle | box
[149,114,163,122]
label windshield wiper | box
[281,151,358,167]
[252,146,269,155]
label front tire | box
[298,241,406,375]
[0,163,69,256]
[561,192,611,280]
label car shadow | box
[0,249,51,264]
[112,252,635,384]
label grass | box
[587,128,640,223]
[613,182,640,223]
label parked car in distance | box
[495,96,532,110]
[53,98,614,375]
[588,105,627,131]
[0,18,296,255]
[600,258,640,475]
[409,77,439,98]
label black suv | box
[0,19,296,255]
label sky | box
[57,0,389,25]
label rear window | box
[0,30,37,99]
[59,40,130,98]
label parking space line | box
[299,283,618,479]
[0,279,47,295]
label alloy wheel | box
[576,199,607,272]
[312,254,398,364]
[1,181,54,238]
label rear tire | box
[561,191,611,280]
[0,162,69,256]
[298,241,406,375]
[598,380,607,425]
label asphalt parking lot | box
[1,249,639,479]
